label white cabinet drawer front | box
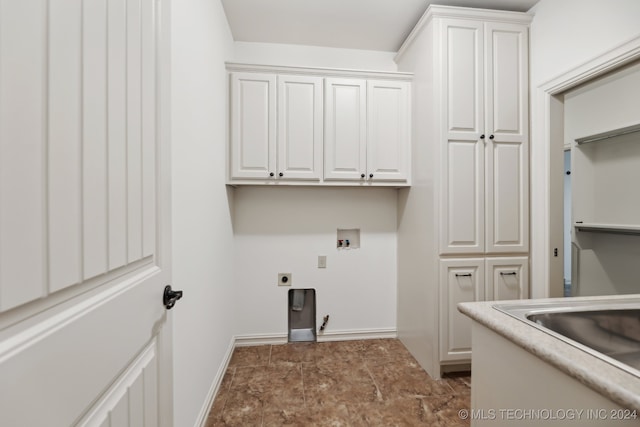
[440,258,485,361]
[485,256,529,301]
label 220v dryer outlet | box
[278,273,292,286]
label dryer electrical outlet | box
[278,273,292,286]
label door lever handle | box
[163,285,183,310]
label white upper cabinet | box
[230,72,322,181]
[324,78,367,180]
[228,64,412,186]
[230,72,276,179]
[277,75,323,180]
[367,80,411,182]
[325,78,410,182]
[440,18,528,255]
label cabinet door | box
[230,72,276,179]
[277,75,323,180]
[485,22,529,253]
[324,78,366,180]
[366,80,410,182]
[440,18,485,255]
[485,257,529,301]
[440,258,484,362]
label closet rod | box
[575,122,640,145]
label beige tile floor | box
[205,338,471,426]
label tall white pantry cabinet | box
[396,6,531,377]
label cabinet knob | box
[489,134,495,140]
[279,172,284,177]
[361,173,365,178]
[480,134,485,139]
[269,172,274,177]
[369,174,374,178]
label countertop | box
[458,294,640,411]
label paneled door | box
[324,78,367,180]
[0,0,173,426]
[230,72,277,179]
[277,74,323,180]
[439,19,485,255]
[484,22,529,254]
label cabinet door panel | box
[442,19,484,139]
[441,139,484,254]
[486,140,528,253]
[485,257,529,301]
[277,75,323,180]
[440,259,484,362]
[367,80,410,182]
[485,22,528,141]
[324,78,367,180]
[230,72,276,179]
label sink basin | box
[528,309,640,371]
[494,298,640,378]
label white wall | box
[233,187,398,339]
[529,0,640,297]
[529,0,640,86]
[232,41,398,71]
[171,0,235,426]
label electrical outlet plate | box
[278,273,292,286]
[318,255,327,268]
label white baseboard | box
[316,328,397,342]
[234,333,288,347]
[234,328,397,346]
[195,337,235,427]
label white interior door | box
[0,0,173,425]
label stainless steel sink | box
[494,298,640,377]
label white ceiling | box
[221,0,539,52]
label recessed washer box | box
[337,228,360,249]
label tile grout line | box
[300,362,307,408]
[219,367,236,414]
[260,345,274,427]
[363,360,384,402]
